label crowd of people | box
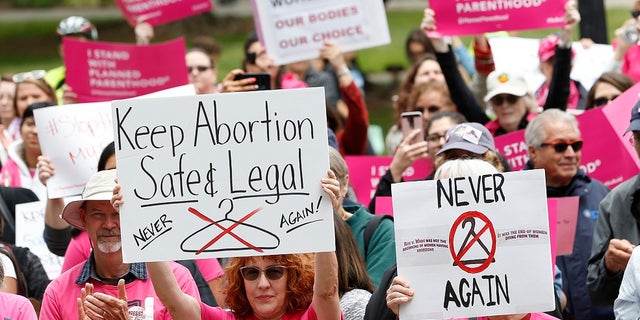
[1,0,640,319]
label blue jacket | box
[525,161,612,319]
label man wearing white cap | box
[39,169,200,319]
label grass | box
[0,7,633,148]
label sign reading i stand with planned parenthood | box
[112,88,335,263]
[391,170,555,319]
[251,0,390,65]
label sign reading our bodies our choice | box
[392,170,554,319]
[113,88,335,263]
[64,37,189,102]
[251,0,390,65]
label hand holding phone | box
[233,72,271,90]
[400,111,424,144]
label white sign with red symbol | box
[391,169,554,319]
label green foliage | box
[8,0,62,8]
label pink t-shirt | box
[0,291,38,320]
[201,303,324,320]
[61,231,224,281]
[40,261,199,320]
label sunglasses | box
[187,65,211,73]
[539,139,583,152]
[632,10,640,18]
[490,94,519,106]
[240,265,287,281]
[413,105,441,114]
[12,70,46,83]
[592,95,619,107]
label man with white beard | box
[39,169,200,319]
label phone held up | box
[234,72,271,91]
[400,111,424,144]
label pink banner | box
[496,82,640,189]
[114,0,212,27]
[430,0,565,36]
[64,37,189,103]
[344,156,432,207]
[548,196,579,258]
[374,196,393,215]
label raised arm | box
[316,170,342,320]
[38,155,72,256]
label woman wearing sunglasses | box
[101,173,343,320]
[584,72,634,110]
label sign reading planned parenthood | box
[112,88,335,263]
[392,170,555,319]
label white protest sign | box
[392,170,554,319]
[490,37,614,93]
[15,201,64,279]
[35,84,196,198]
[251,0,390,65]
[113,87,334,263]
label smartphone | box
[400,111,424,144]
[234,72,271,90]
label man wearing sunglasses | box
[588,100,640,316]
[524,109,612,320]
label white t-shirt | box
[0,251,17,282]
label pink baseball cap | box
[538,34,576,62]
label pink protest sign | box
[344,156,431,207]
[495,130,528,171]
[430,0,565,36]
[548,196,579,258]
[374,196,393,215]
[64,37,189,102]
[114,0,212,27]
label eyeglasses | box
[240,265,287,281]
[12,70,46,83]
[490,94,520,106]
[539,139,583,152]
[413,105,442,114]
[187,66,211,73]
[592,95,619,107]
[631,10,640,18]
[426,133,446,142]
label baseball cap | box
[484,70,528,102]
[437,122,496,155]
[538,34,575,62]
[626,99,640,133]
[61,169,117,230]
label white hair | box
[434,159,499,179]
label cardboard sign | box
[64,37,189,102]
[392,170,554,319]
[113,88,335,263]
[35,85,196,198]
[15,201,65,279]
[114,0,212,27]
[429,0,565,36]
[344,156,432,207]
[548,196,579,257]
[251,0,390,65]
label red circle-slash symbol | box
[449,211,496,274]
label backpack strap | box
[363,214,393,260]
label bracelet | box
[337,67,350,78]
